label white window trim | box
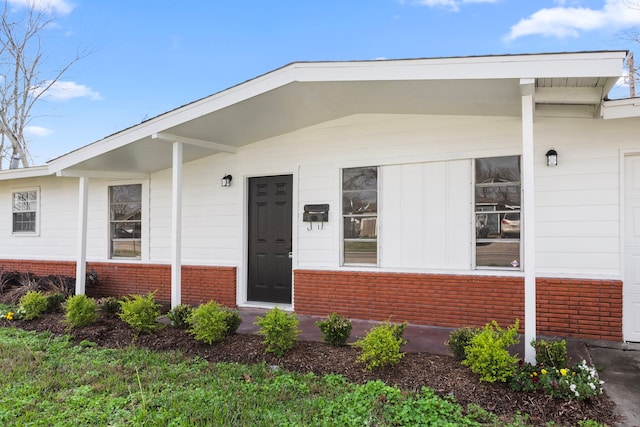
[10,186,40,236]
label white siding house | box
[1,51,639,361]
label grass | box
[0,327,512,427]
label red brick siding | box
[1,259,622,340]
[0,259,236,307]
[537,277,622,341]
[294,270,623,341]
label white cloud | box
[505,0,640,41]
[410,0,497,12]
[7,0,73,15]
[24,125,53,137]
[31,80,102,102]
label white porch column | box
[75,176,89,295]
[520,78,536,364]
[171,141,183,308]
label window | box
[12,189,38,233]
[475,156,521,269]
[342,167,378,265]
[109,184,142,259]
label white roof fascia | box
[292,51,627,82]
[601,98,640,119]
[47,51,627,174]
[0,165,51,181]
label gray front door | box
[247,175,293,303]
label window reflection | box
[343,167,378,265]
[109,184,142,259]
[475,156,521,269]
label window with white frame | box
[12,188,38,234]
[109,184,142,259]
[342,166,378,265]
[474,156,521,269]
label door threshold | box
[241,301,293,311]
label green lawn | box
[0,328,503,427]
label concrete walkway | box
[238,308,589,360]
[238,308,639,426]
[588,342,640,427]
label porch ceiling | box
[48,51,625,177]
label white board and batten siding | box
[381,160,471,270]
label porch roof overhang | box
[0,165,51,181]
[46,50,627,177]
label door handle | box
[288,252,293,259]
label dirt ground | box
[3,312,619,426]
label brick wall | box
[294,270,623,341]
[1,259,623,340]
[0,259,237,307]
[537,277,622,341]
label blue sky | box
[11,0,640,164]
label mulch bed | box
[2,313,619,426]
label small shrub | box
[188,301,232,344]
[532,338,567,368]
[118,292,160,333]
[45,292,66,313]
[18,290,48,320]
[447,327,480,361]
[254,307,300,357]
[64,294,98,328]
[167,304,193,329]
[353,321,407,370]
[462,319,520,383]
[98,297,121,317]
[389,321,407,342]
[316,312,352,346]
[222,307,242,335]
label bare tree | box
[0,1,85,169]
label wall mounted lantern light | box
[221,174,233,187]
[545,149,558,167]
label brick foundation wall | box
[0,259,237,307]
[294,270,623,341]
[537,277,622,341]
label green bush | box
[64,294,98,328]
[221,307,242,335]
[316,312,352,346]
[447,327,480,361]
[167,304,193,329]
[462,319,520,383]
[118,292,160,333]
[532,338,567,368]
[18,290,48,320]
[45,292,66,313]
[188,301,234,344]
[97,297,121,317]
[353,321,407,370]
[254,307,300,357]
